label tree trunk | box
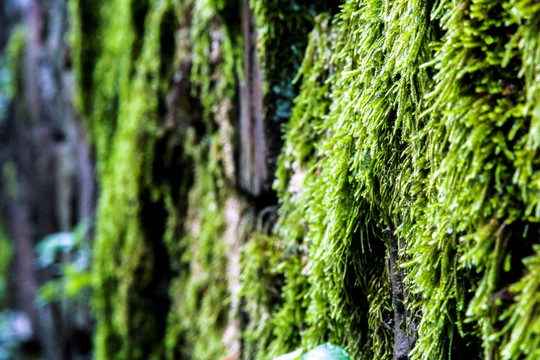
[2,1,540,360]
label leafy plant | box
[275,343,350,360]
[0,310,33,360]
[35,219,93,305]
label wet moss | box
[266,0,539,359]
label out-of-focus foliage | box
[0,223,11,309]
[274,343,350,360]
[35,220,92,305]
[0,60,11,123]
[71,0,241,358]
[0,311,30,360]
[1,26,25,111]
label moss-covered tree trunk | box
[72,0,540,359]
[2,0,540,359]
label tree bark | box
[388,231,415,360]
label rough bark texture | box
[388,232,415,360]
[239,0,266,198]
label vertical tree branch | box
[388,231,415,360]
[239,0,266,198]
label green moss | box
[249,0,339,128]
[2,26,26,125]
[0,26,24,120]
[240,14,337,359]
[165,133,229,360]
[72,0,540,358]
[268,0,539,359]
[267,0,436,357]
[1,162,18,201]
[77,0,247,358]
[190,0,242,122]
[162,3,245,358]
[5,26,25,97]
[240,233,284,359]
[68,0,101,116]
[85,0,182,358]
[70,0,151,171]
[0,221,12,308]
[399,0,539,358]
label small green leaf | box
[302,343,350,360]
[274,348,303,360]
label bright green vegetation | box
[71,0,244,358]
[262,0,539,359]
[71,0,540,359]
[72,0,194,358]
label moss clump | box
[165,133,229,360]
[405,0,540,358]
[265,0,437,357]
[2,26,26,125]
[77,0,184,358]
[190,0,242,123]
[265,0,540,359]
[4,26,25,96]
[163,2,246,359]
[70,0,149,171]
[74,0,246,358]
[240,233,284,360]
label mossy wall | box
[72,0,540,359]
